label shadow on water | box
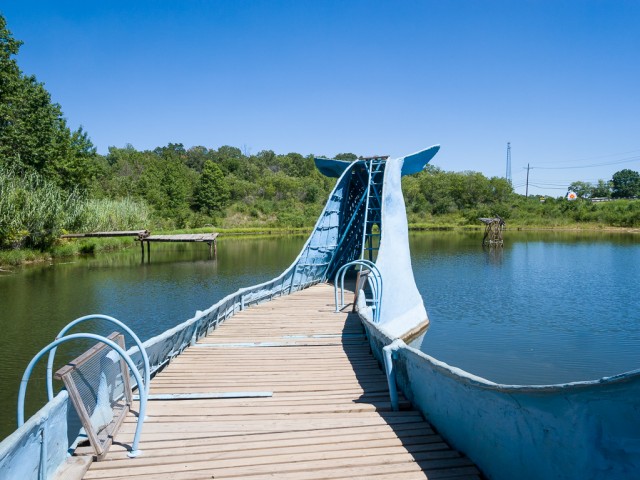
[339,306,480,476]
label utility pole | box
[506,142,512,185]
[525,163,530,197]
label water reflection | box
[0,235,306,440]
[413,230,640,386]
[2,230,639,441]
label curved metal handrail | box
[18,333,147,457]
[334,259,382,323]
[335,259,377,308]
[335,259,381,311]
[46,314,150,402]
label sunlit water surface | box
[412,231,640,385]
[1,231,639,441]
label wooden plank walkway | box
[82,283,481,480]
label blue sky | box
[2,0,639,196]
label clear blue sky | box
[2,0,639,196]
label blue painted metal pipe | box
[383,340,402,411]
[45,314,150,403]
[334,259,382,323]
[18,333,147,458]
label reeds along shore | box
[2,161,640,268]
[0,166,150,251]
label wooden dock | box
[81,283,481,480]
[61,230,150,239]
[139,234,219,259]
[61,230,219,259]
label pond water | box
[412,230,640,386]
[0,236,306,441]
[1,230,639,441]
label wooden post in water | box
[479,216,505,247]
[137,231,151,263]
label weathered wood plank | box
[61,230,149,238]
[143,234,218,242]
[82,283,480,479]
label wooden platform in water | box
[61,230,150,239]
[142,233,218,243]
[82,283,481,480]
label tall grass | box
[0,166,79,248]
[72,198,152,233]
[1,165,152,250]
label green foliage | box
[334,153,358,161]
[0,14,99,191]
[194,161,230,215]
[403,167,513,222]
[567,179,612,200]
[73,197,151,232]
[0,165,151,249]
[568,181,594,199]
[0,165,81,248]
[592,179,612,198]
[102,144,197,226]
[611,169,640,198]
[97,144,334,229]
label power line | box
[527,184,567,190]
[534,148,640,166]
[532,155,640,170]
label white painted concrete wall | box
[0,391,69,479]
[362,306,640,480]
[375,154,429,338]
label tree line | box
[569,169,640,199]
[2,13,640,252]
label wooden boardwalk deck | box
[82,283,481,480]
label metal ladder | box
[360,157,386,262]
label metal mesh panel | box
[55,332,132,459]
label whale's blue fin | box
[400,145,440,176]
[313,157,352,178]
[314,145,440,178]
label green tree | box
[214,146,243,173]
[184,146,211,172]
[611,169,640,198]
[334,153,358,161]
[0,14,97,190]
[194,160,230,215]
[591,179,611,198]
[568,181,593,199]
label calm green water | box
[1,231,639,441]
[0,236,306,441]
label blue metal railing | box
[46,314,150,403]
[17,333,147,458]
[334,259,382,323]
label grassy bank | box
[0,227,312,268]
[3,220,639,269]
[0,237,135,267]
